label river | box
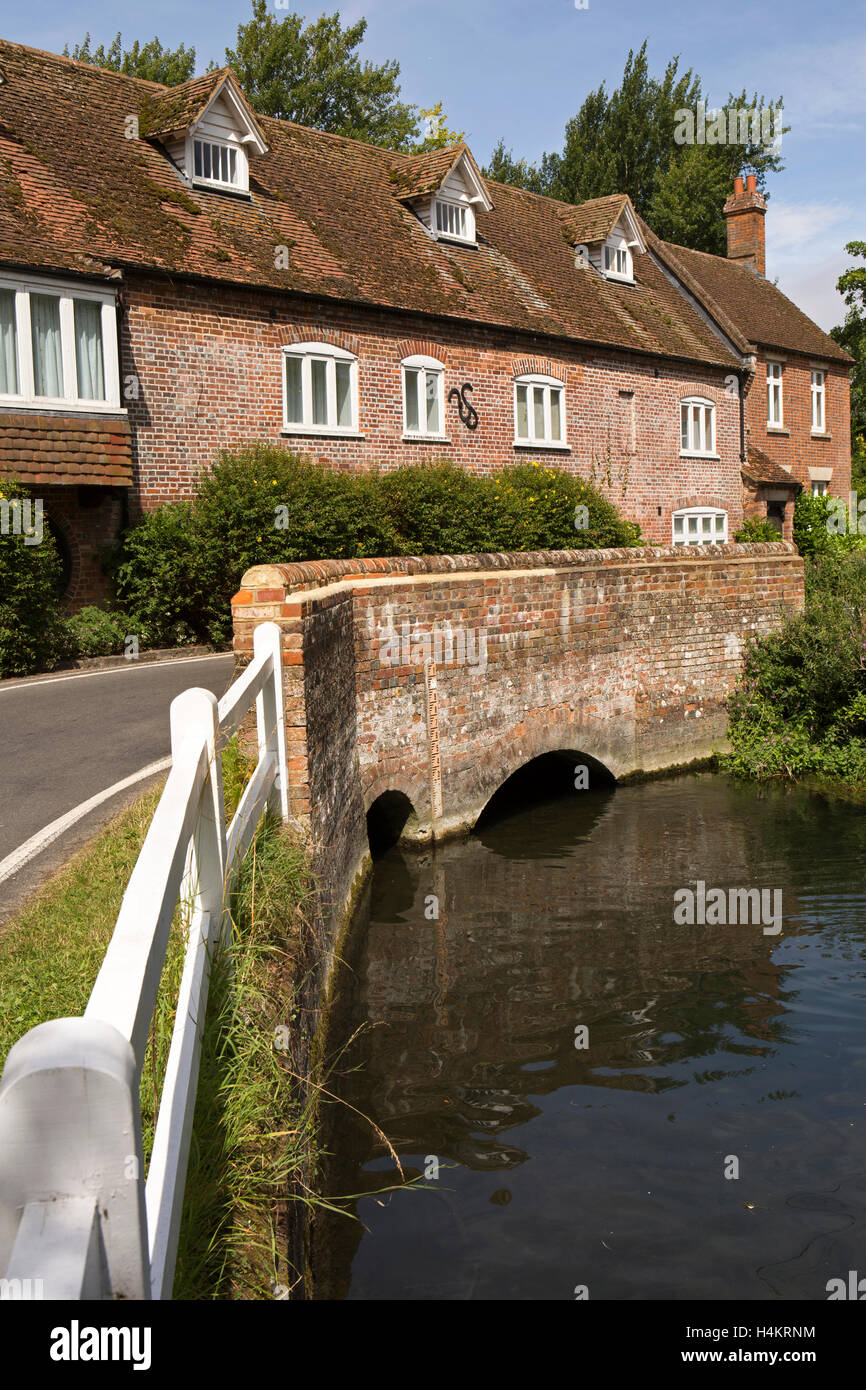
[313,770,866,1300]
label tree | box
[485,41,787,254]
[224,3,420,148]
[412,103,464,154]
[64,32,195,85]
[832,242,866,491]
[65,7,459,153]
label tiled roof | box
[743,443,802,488]
[0,412,133,485]
[659,241,851,363]
[388,143,485,201]
[0,39,778,373]
[139,69,238,137]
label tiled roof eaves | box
[117,256,740,373]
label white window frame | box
[513,374,568,449]
[0,271,121,412]
[767,360,784,427]
[603,235,633,283]
[401,355,447,440]
[811,370,826,433]
[679,397,717,458]
[281,341,360,436]
[188,134,247,193]
[433,197,475,244]
[672,507,728,547]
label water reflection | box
[314,774,866,1301]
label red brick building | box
[0,41,851,604]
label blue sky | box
[6,0,864,329]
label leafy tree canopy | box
[64,32,196,85]
[832,241,866,488]
[484,41,787,254]
[66,6,458,152]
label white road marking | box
[0,758,172,887]
[0,652,231,695]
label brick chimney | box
[723,172,767,275]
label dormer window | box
[192,138,241,190]
[603,236,633,282]
[140,68,268,199]
[434,198,474,244]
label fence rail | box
[0,621,287,1300]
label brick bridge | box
[232,544,803,924]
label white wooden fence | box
[0,622,288,1300]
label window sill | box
[678,451,720,461]
[604,275,636,286]
[811,431,832,440]
[191,180,252,201]
[0,399,126,415]
[281,427,365,440]
[766,426,789,436]
[402,433,452,444]
[513,439,571,452]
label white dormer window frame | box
[402,355,447,440]
[188,134,248,193]
[281,341,361,437]
[433,197,475,245]
[603,234,633,283]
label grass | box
[0,738,320,1299]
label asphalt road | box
[0,653,235,924]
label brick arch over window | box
[513,357,567,382]
[283,326,360,357]
[397,338,450,364]
[671,493,728,513]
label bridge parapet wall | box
[232,543,804,924]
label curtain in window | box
[425,371,440,434]
[311,360,328,426]
[336,361,352,428]
[31,294,63,397]
[285,357,303,423]
[74,299,105,400]
[0,290,18,395]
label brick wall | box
[745,356,851,496]
[232,543,804,925]
[124,273,745,544]
[39,484,126,607]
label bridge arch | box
[474,748,616,831]
[366,789,420,858]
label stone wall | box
[232,543,804,930]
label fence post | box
[0,1017,149,1298]
[171,689,228,943]
[254,621,289,823]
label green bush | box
[112,448,642,649]
[62,606,132,659]
[724,548,866,785]
[109,502,204,648]
[0,479,66,677]
[793,490,866,558]
[733,516,783,543]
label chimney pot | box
[723,174,766,276]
